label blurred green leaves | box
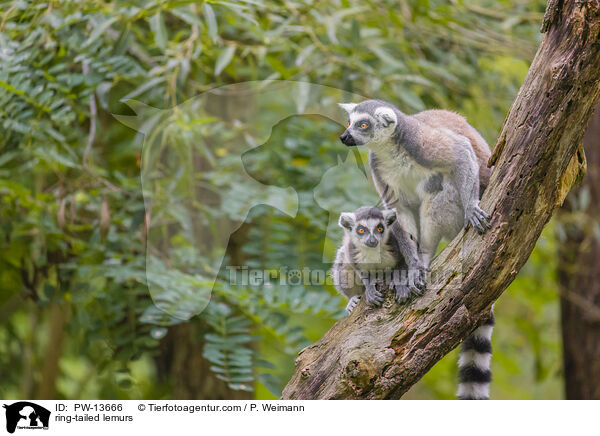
[215,46,235,75]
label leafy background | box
[0,0,562,399]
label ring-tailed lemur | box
[331,206,411,313]
[338,99,494,399]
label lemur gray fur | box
[339,99,491,267]
[338,99,494,400]
[331,206,410,314]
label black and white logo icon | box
[3,402,50,434]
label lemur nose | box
[365,238,378,247]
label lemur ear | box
[374,107,397,128]
[338,103,357,113]
[383,208,397,226]
[338,212,356,230]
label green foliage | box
[203,304,255,391]
[0,0,561,400]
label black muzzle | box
[339,130,356,146]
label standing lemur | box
[337,99,494,400]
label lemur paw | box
[465,203,491,234]
[390,280,411,302]
[365,282,384,307]
[390,269,426,303]
[345,295,361,314]
[406,265,427,294]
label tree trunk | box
[558,105,600,400]
[281,0,600,399]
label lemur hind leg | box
[394,207,419,243]
[389,219,426,294]
[418,218,442,269]
[419,186,462,268]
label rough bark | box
[281,0,600,400]
[558,105,600,400]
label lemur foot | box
[408,265,427,294]
[365,282,384,307]
[345,295,361,314]
[390,271,424,303]
[390,280,410,302]
[465,203,491,234]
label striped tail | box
[457,308,494,400]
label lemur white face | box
[338,102,397,147]
[339,207,397,249]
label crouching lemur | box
[337,99,494,400]
[331,206,413,314]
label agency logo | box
[2,402,50,434]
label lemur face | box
[339,206,397,248]
[338,100,397,147]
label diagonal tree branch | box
[281,0,600,400]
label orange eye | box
[347,121,350,127]
[358,228,365,234]
[377,226,384,233]
[360,123,368,129]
